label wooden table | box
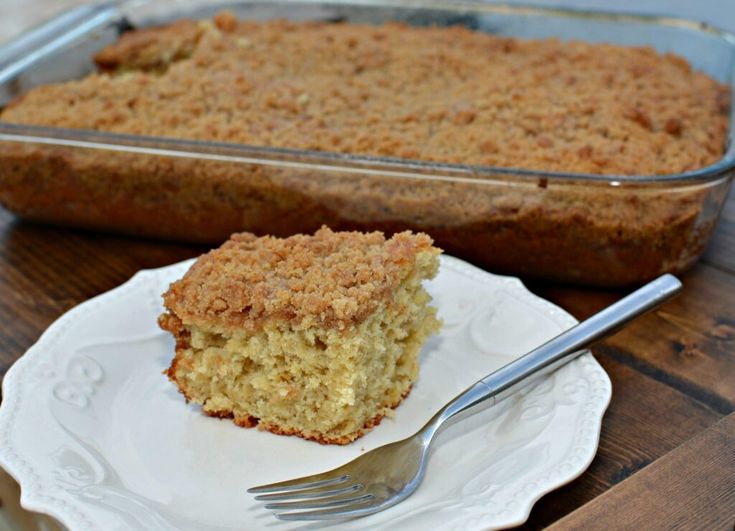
[0,184,733,531]
[2,201,735,531]
[1,2,735,530]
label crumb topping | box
[161,227,440,332]
[1,13,728,176]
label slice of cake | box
[159,227,441,444]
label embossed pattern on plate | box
[0,255,611,530]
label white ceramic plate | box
[0,255,611,531]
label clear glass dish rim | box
[2,0,735,185]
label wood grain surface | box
[550,412,735,531]
[1,1,735,530]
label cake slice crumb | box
[159,227,442,444]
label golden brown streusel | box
[1,15,728,175]
[163,226,437,333]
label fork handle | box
[422,274,682,439]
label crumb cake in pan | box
[3,12,727,174]
[0,10,731,286]
[158,227,441,444]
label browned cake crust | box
[0,12,730,286]
[162,226,437,333]
[199,388,410,445]
[94,19,202,73]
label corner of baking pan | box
[0,2,132,86]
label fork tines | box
[248,474,376,520]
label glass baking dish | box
[0,0,733,287]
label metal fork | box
[249,274,682,521]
